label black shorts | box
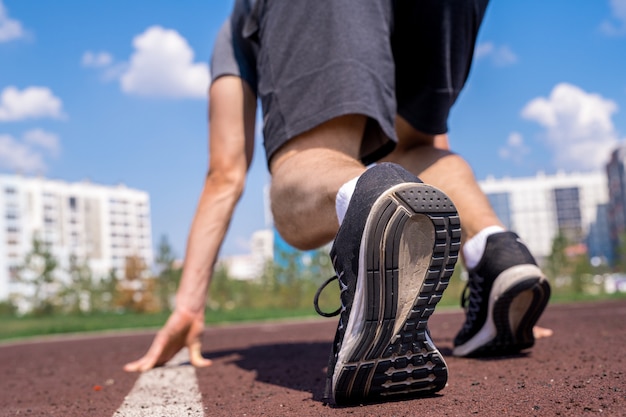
[214,0,490,165]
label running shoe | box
[315,162,461,405]
[453,231,551,357]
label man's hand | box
[123,308,212,372]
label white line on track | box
[113,349,204,417]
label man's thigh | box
[252,0,397,165]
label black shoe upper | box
[453,231,538,347]
[323,162,422,398]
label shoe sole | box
[332,183,460,404]
[452,266,551,357]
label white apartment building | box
[0,175,153,302]
[219,229,274,280]
[478,171,610,263]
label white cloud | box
[498,132,531,164]
[0,0,25,43]
[101,62,129,82]
[0,86,66,122]
[23,128,60,157]
[81,51,113,68]
[120,26,210,99]
[600,0,626,35]
[522,83,620,171]
[81,50,129,82]
[474,42,494,59]
[475,42,518,67]
[0,133,46,173]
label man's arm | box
[124,75,257,372]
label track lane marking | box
[114,349,204,416]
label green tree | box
[94,268,120,313]
[265,247,334,310]
[571,253,592,295]
[60,254,96,314]
[16,236,61,315]
[207,264,234,310]
[613,231,626,272]
[545,231,569,281]
[115,255,158,313]
[0,300,17,317]
[302,248,335,280]
[154,235,181,312]
[208,247,335,313]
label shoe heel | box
[512,279,551,346]
[492,278,551,353]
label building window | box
[554,187,583,243]
[9,265,19,282]
[487,192,512,230]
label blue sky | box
[1,0,625,260]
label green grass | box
[545,290,626,304]
[0,306,322,343]
[1,290,624,344]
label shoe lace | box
[460,274,484,330]
[313,275,342,317]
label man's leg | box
[384,119,551,357]
[269,114,366,250]
[255,0,461,403]
[388,0,551,357]
[383,119,502,242]
[270,114,461,404]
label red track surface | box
[1,299,625,416]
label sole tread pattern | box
[333,184,460,404]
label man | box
[125,0,551,405]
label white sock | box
[463,225,506,269]
[335,175,361,226]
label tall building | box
[478,171,610,265]
[606,145,626,266]
[0,175,153,303]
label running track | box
[0,300,624,416]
